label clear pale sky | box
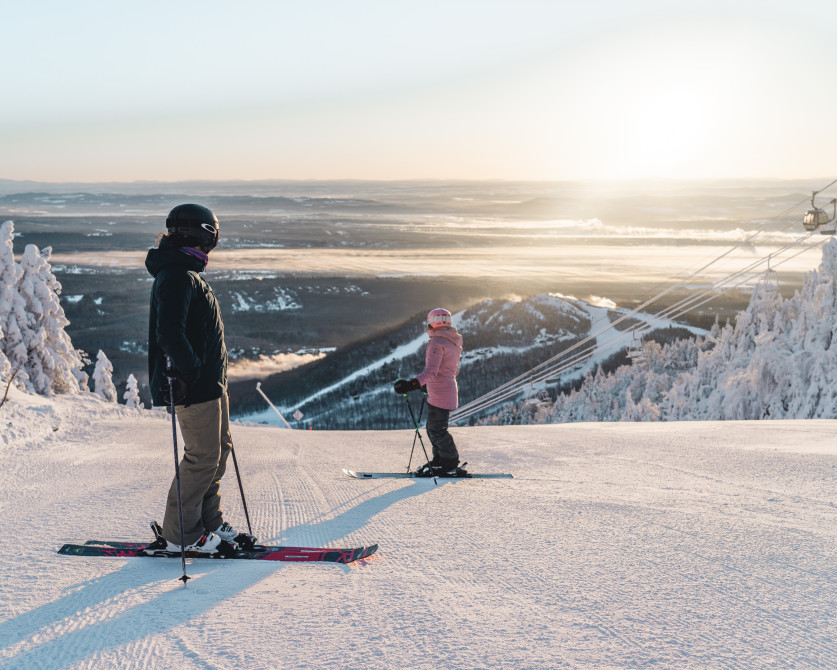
[4,0,836,182]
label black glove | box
[393,378,421,395]
[162,364,191,406]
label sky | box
[4,0,837,183]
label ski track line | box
[642,511,837,588]
[583,460,837,666]
[0,575,186,669]
[260,470,288,545]
[228,428,304,544]
[506,449,837,667]
[229,454,289,545]
[270,464,331,546]
[262,458,384,548]
[603,452,837,510]
[614,513,837,660]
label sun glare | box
[621,85,711,176]
[554,22,763,181]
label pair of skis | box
[343,469,513,480]
[58,537,377,564]
[59,521,376,564]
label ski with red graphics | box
[58,541,377,563]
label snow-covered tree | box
[93,350,118,402]
[16,243,86,394]
[0,221,29,387]
[0,322,10,385]
[123,373,144,409]
[536,238,837,423]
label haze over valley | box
[1,178,828,419]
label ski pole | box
[401,393,436,484]
[406,393,426,472]
[228,442,253,537]
[255,382,292,428]
[166,358,190,583]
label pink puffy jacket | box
[415,327,463,410]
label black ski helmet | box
[165,203,219,252]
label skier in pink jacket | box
[393,308,465,477]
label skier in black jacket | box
[143,204,253,555]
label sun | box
[547,21,758,181]
[632,87,709,163]
[610,84,712,179]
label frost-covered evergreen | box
[0,322,11,384]
[123,373,144,409]
[16,243,86,394]
[535,238,837,423]
[0,221,30,388]
[93,350,118,402]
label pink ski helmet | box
[426,307,452,330]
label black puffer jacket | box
[146,236,227,407]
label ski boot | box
[412,461,438,477]
[437,461,468,477]
[144,520,233,556]
[142,530,223,556]
[213,521,259,550]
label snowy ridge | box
[241,294,701,428]
[563,294,703,380]
[461,296,702,385]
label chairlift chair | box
[802,191,836,234]
[758,256,780,292]
[758,269,780,292]
[626,332,645,361]
[803,208,829,231]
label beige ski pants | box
[162,393,232,545]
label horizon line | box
[0,175,832,187]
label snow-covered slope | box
[1,388,835,668]
[239,293,702,429]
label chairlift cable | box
[454,237,824,422]
[451,179,837,424]
[650,232,819,324]
[612,191,817,314]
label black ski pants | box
[425,403,459,466]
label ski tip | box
[343,469,373,479]
[350,544,379,562]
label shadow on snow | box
[0,480,433,667]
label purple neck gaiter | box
[180,246,209,266]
